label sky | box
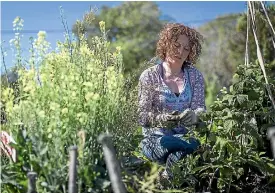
[1,1,249,72]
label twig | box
[248,2,275,111]
[245,2,250,67]
[59,7,73,63]
[260,1,275,38]
[1,44,10,85]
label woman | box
[138,23,206,179]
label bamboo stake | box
[260,1,275,38]
[245,2,250,67]
[248,2,275,110]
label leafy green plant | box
[2,7,275,193]
[1,14,139,193]
[171,61,275,193]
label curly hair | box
[156,23,203,64]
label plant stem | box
[1,44,10,85]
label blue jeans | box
[141,134,200,177]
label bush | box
[1,17,139,193]
[171,62,275,193]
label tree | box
[72,2,173,77]
[196,3,275,107]
[197,14,241,88]
[229,3,275,72]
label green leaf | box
[267,163,275,170]
[245,69,254,77]
[232,112,244,122]
[208,133,217,143]
[18,179,28,187]
[236,94,248,106]
[232,73,240,83]
[226,141,235,154]
[247,159,264,172]
[192,164,213,173]
[219,166,233,178]
[39,146,48,156]
[222,95,234,106]
[202,150,209,161]
[214,137,227,159]
[233,82,244,93]
[244,122,261,143]
[224,119,237,130]
[268,175,275,184]
[236,167,244,179]
[256,75,264,82]
[247,90,260,100]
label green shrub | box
[171,62,275,193]
[1,17,139,193]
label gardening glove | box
[178,108,199,127]
[155,110,180,129]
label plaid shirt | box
[138,62,206,135]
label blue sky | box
[1,1,248,72]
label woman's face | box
[166,34,190,64]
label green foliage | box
[1,17,139,193]
[197,14,241,87]
[229,3,275,70]
[72,2,170,78]
[198,3,275,91]
[171,61,275,193]
[205,75,219,109]
[2,4,275,193]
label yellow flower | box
[85,92,94,101]
[92,93,100,101]
[61,108,68,114]
[72,92,77,97]
[37,110,46,118]
[2,88,13,99]
[13,17,20,25]
[37,31,46,39]
[49,102,60,111]
[13,16,23,27]
[48,133,52,139]
[80,45,91,55]
[99,21,105,33]
[77,112,88,124]
[116,46,121,52]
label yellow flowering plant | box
[1,16,139,193]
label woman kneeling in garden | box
[138,23,206,179]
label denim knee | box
[140,136,167,164]
[185,137,200,154]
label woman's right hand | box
[178,109,199,127]
[155,111,180,129]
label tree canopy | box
[73,2,172,76]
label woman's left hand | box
[178,109,199,126]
